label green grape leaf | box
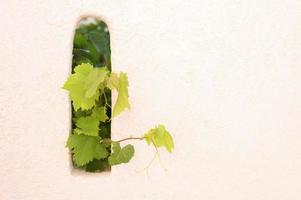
[63,63,109,111]
[75,116,99,136]
[108,142,135,165]
[73,106,108,136]
[92,106,108,122]
[112,72,130,117]
[66,134,108,166]
[106,72,119,90]
[144,125,174,153]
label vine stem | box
[151,139,167,171]
[115,136,145,143]
[102,91,111,108]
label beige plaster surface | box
[1,0,301,199]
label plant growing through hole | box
[63,63,174,169]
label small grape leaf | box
[63,63,109,111]
[92,106,108,122]
[73,106,108,136]
[144,125,174,153]
[66,134,108,166]
[112,72,130,117]
[108,142,135,165]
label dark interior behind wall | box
[71,17,111,172]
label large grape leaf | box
[63,63,109,111]
[108,142,135,165]
[66,134,108,166]
[144,125,174,153]
[112,72,130,117]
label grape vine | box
[63,63,174,171]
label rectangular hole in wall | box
[70,17,111,172]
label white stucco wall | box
[1,0,301,199]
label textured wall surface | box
[1,0,301,199]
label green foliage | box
[64,62,174,169]
[144,125,174,153]
[106,72,119,90]
[63,63,108,111]
[66,134,108,166]
[64,18,173,172]
[73,20,111,68]
[112,72,130,117]
[69,19,112,172]
[74,115,100,136]
[92,106,108,122]
[108,142,135,165]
